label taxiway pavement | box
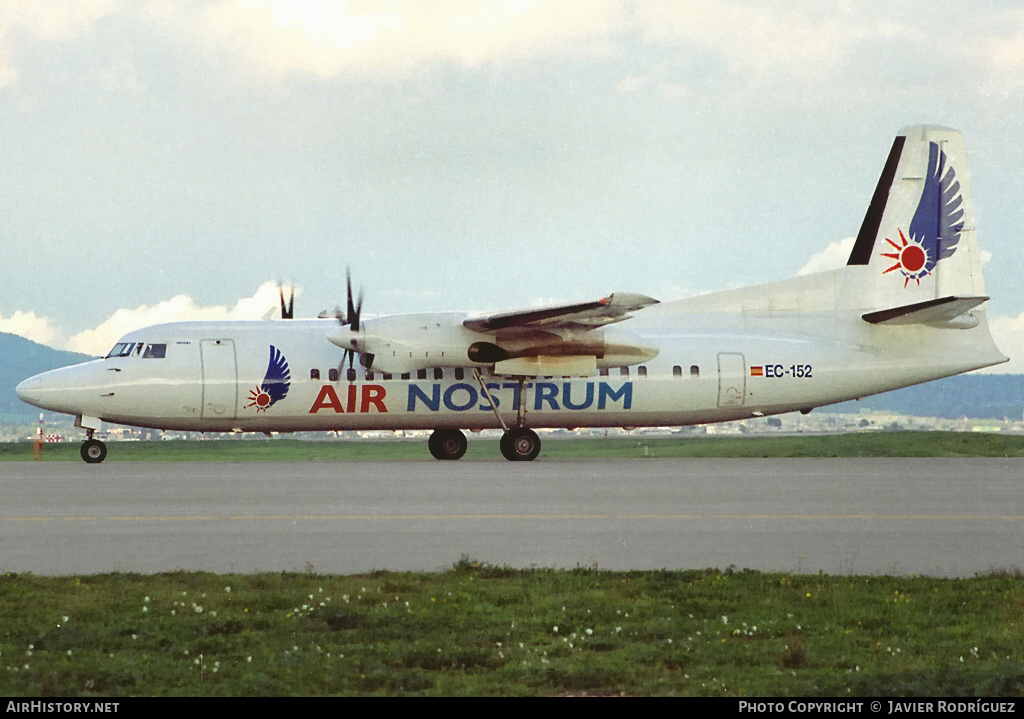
[1,458,1021,576]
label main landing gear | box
[499,427,541,462]
[428,372,543,462]
[428,429,468,460]
[427,427,542,462]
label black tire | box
[428,429,467,460]
[81,439,107,464]
[500,428,541,462]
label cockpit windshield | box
[105,342,167,359]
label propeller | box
[333,269,365,382]
[278,283,295,320]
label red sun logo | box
[247,387,272,412]
[881,229,931,287]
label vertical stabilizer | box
[843,126,985,310]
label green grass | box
[4,431,1024,462]
[2,565,1022,696]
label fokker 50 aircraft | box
[17,126,1007,463]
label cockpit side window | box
[106,342,140,358]
[106,342,167,358]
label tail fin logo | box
[881,141,964,287]
[247,345,291,412]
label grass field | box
[4,430,1024,462]
[2,565,1022,697]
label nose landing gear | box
[80,437,107,464]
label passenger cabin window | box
[329,369,339,382]
[433,368,444,380]
[619,367,629,377]
[454,368,465,380]
[311,369,321,381]
[383,372,392,381]
[401,372,411,380]
[690,365,700,377]
[417,369,427,380]
[599,368,609,377]
[365,370,375,381]
[142,343,166,359]
[638,366,647,378]
[673,365,682,377]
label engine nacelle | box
[329,312,488,375]
[327,313,659,376]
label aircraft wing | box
[463,292,659,334]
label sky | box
[1,1,1022,368]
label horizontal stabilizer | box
[862,295,988,326]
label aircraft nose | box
[15,364,100,414]
[15,377,43,406]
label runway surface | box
[1,458,1021,577]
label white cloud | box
[66,281,298,356]
[0,0,121,39]
[0,0,123,87]
[2,0,1021,99]
[635,2,881,87]
[0,307,63,347]
[655,284,710,302]
[184,0,625,80]
[796,236,854,276]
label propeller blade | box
[354,288,363,332]
[335,350,347,382]
[345,268,363,331]
[279,283,295,320]
[329,268,365,381]
[333,305,347,326]
[346,269,356,328]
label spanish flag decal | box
[750,366,764,376]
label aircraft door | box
[200,339,238,420]
[717,352,746,408]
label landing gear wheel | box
[428,429,467,460]
[80,439,107,464]
[500,428,541,462]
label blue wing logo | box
[246,345,291,412]
[881,141,964,287]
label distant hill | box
[0,332,95,420]
[827,374,1024,420]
